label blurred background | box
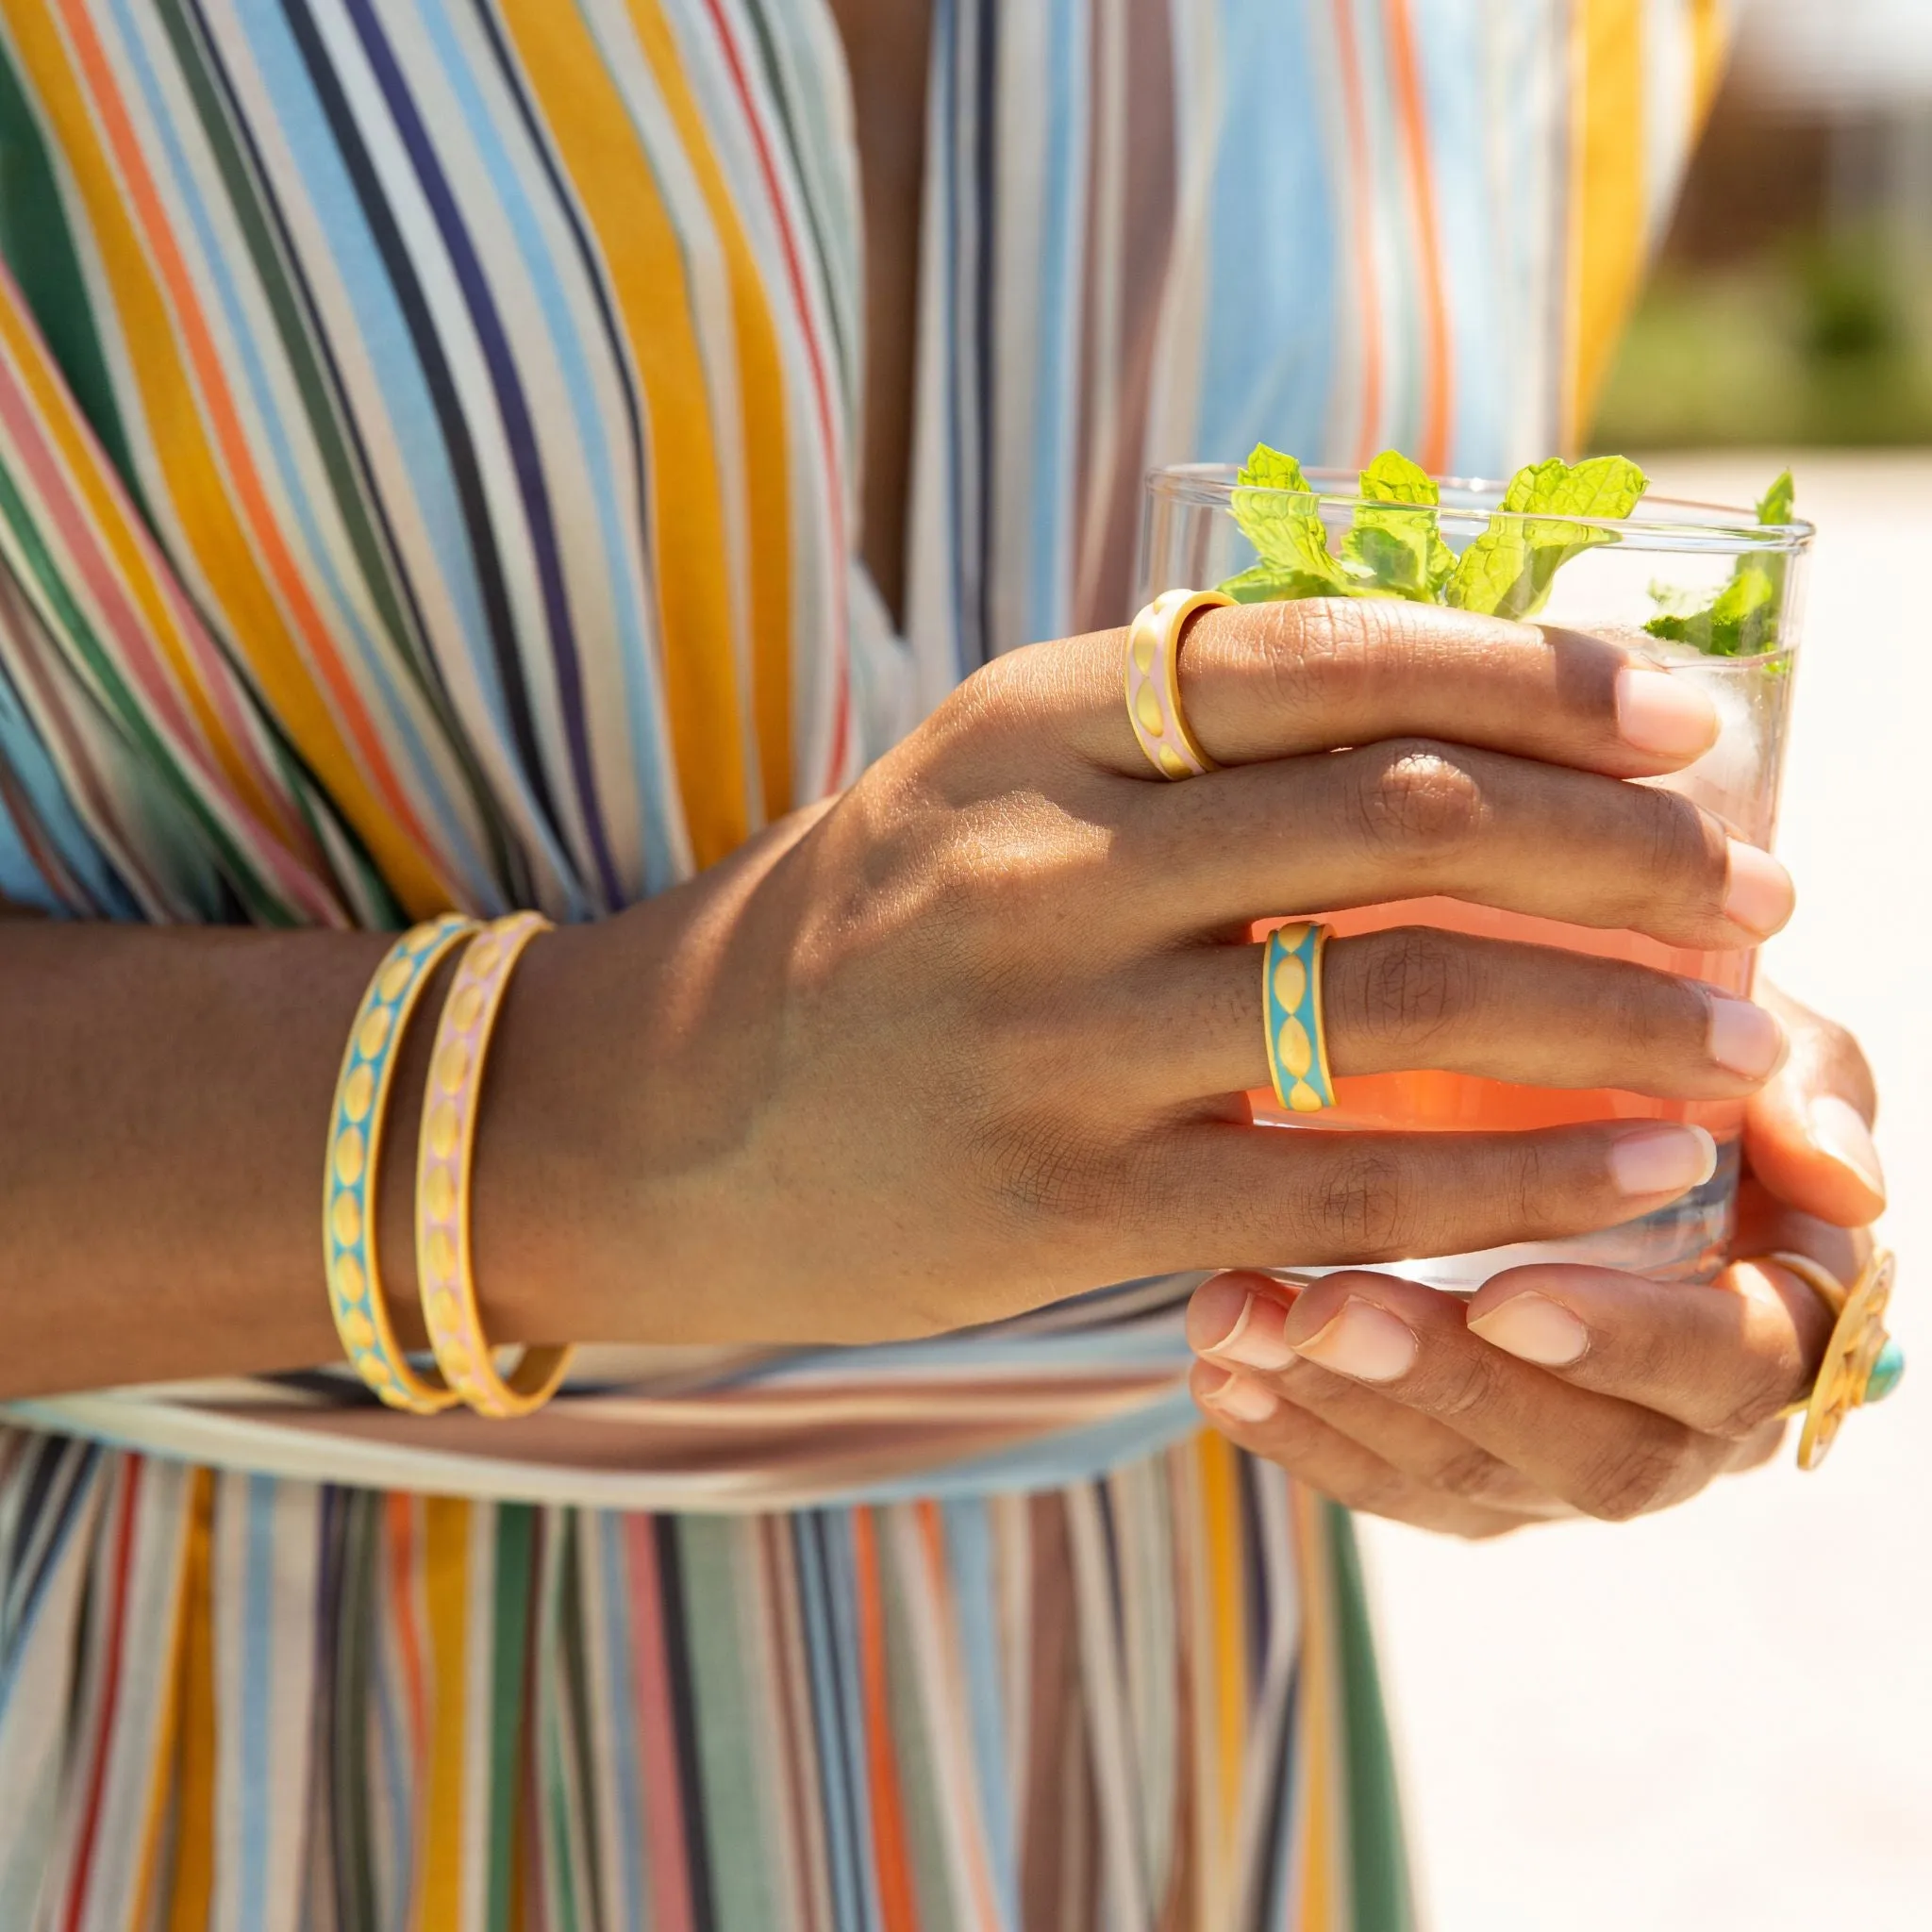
[1363,4,1932,1928]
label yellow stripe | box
[629,0,793,823]
[1197,1429,1246,1877]
[3,6,444,911]
[501,0,750,868]
[1565,0,1649,448]
[417,1496,473,1928]
[159,1472,217,1932]
[1690,0,1730,123]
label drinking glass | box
[1139,464,1812,1291]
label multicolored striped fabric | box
[0,1429,1408,1932]
[0,1,1727,1924]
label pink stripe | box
[625,1516,699,1932]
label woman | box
[0,3,1886,1927]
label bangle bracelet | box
[325,915,477,1413]
[415,911,574,1418]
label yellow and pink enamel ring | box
[1125,590,1336,1115]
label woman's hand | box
[528,597,1795,1348]
[1185,989,1883,1534]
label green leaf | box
[1226,443,1352,596]
[1756,469,1795,526]
[1340,449,1455,601]
[1446,456,1648,618]
[1643,469,1795,657]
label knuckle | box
[1639,791,1724,911]
[1254,597,1385,719]
[1427,1346,1507,1424]
[1305,1152,1409,1259]
[1574,1424,1695,1523]
[1346,742,1488,863]
[1429,1441,1516,1507]
[1707,1352,1801,1439]
[1350,927,1472,1050]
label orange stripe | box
[629,0,793,824]
[1198,1428,1246,1876]
[1330,0,1383,461]
[1290,1486,1341,1931]
[1386,0,1453,472]
[1565,0,1649,449]
[15,4,447,912]
[416,1498,473,1927]
[1690,0,1729,122]
[500,0,750,868]
[852,1508,920,1931]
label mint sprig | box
[1643,471,1794,658]
[1220,444,1650,625]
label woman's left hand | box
[1186,984,1887,1536]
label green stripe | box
[333,1495,379,1932]
[1327,1504,1416,1932]
[679,1519,781,1932]
[0,34,148,519]
[486,1505,536,1932]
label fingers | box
[1741,982,1885,1226]
[1060,599,1720,781]
[1140,927,1786,1103]
[1124,736,1790,949]
[1195,1268,1733,1521]
[1136,1116,1720,1275]
[1462,1255,1838,1439]
[1188,1358,1532,1538]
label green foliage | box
[1219,443,1665,628]
[1643,469,1794,658]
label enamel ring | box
[1761,1247,1902,1470]
[1263,922,1337,1114]
[1124,588,1233,778]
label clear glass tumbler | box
[1139,465,1812,1291]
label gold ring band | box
[1752,1247,1900,1470]
[1124,588,1231,778]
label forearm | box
[0,919,607,1399]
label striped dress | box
[0,3,1728,1926]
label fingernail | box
[1196,1282,1295,1373]
[1608,1122,1718,1196]
[1707,993,1787,1079]
[1291,1300,1417,1381]
[1809,1094,1886,1202]
[1722,841,1794,938]
[1615,666,1718,758]
[1207,1372,1280,1424]
[1468,1291,1589,1366]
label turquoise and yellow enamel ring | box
[1124,588,1232,778]
[1766,1247,1903,1471]
[1263,922,1337,1114]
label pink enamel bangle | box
[414,911,574,1419]
[1124,588,1232,778]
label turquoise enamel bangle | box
[1262,922,1336,1113]
[324,914,477,1414]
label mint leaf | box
[1341,449,1455,600]
[1644,470,1793,657]
[1219,561,1343,604]
[1446,456,1648,619]
[1225,442,1352,596]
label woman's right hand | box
[509,597,1793,1348]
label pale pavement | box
[1360,453,1932,1932]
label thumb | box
[1742,980,1884,1227]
